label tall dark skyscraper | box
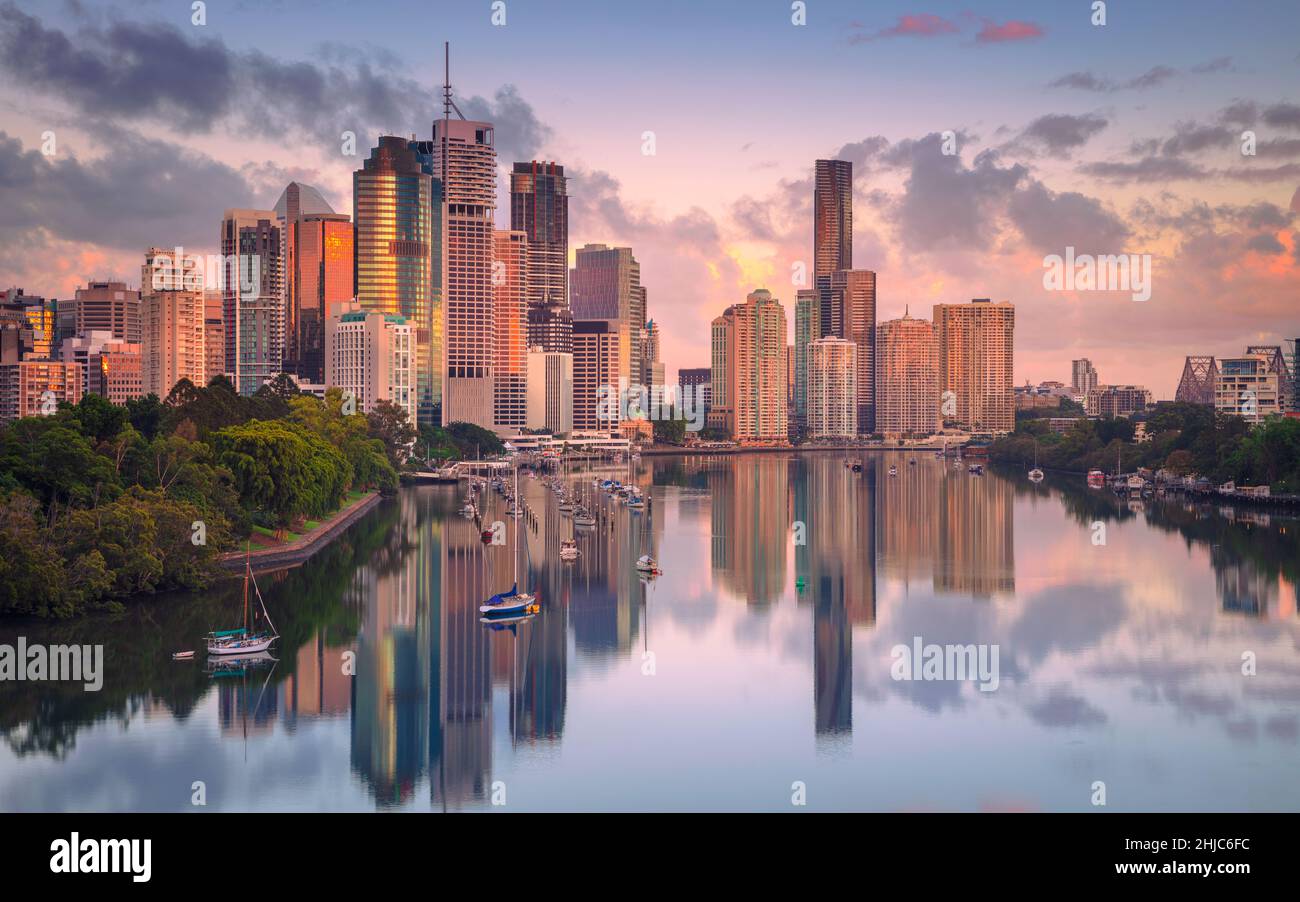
[817,269,876,432]
[511,161,571,354]
[814,159,852,277]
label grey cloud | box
[1018,113,1108,157]
[1008,181,1130,256]
[1026,688,1108,728]
[1078,156,1209,183]
[0,128,253,253]
[0,5,550,159]
[1246,233,1285,254]
[1049,65,1178,93]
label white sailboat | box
[481,463,538,617]
[207,547,279,656]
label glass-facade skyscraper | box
[354,136,442,426]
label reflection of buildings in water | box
[216,671,278,737]
[709,455,788,606]
[281,632,352,726]
[934,469,1015,598]
[567,489,646,658]
[1214,553,1280,618]
[790,455,876,741]
[351,494,432,806]
[875,456,939,589]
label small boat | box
[559,501,575,514]
[207,548,279,656]
[1087,469,1106,489]
[480,528,495,544]
[1028,468,1045,483]
[483,465,538,617]
[560,539,580,561]
[908,458,917,466]
[967,464,984,475]
[888,465,898,477]
[635,554,661,574]
[851,462,863,472]
[574,509,597,527]
[627,494,646,509]
[172,651,195,661]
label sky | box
[1,0,1297,397]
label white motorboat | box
[635,555,660,574]
[560,539,580,561]
[1028,468,1045,483]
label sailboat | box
[207,546,279,656]
[1028,440,1044,483]
[481,463,539,617]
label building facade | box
[69,281,141,344]
[493,229,528,434]
[1086,384,1152,418]
[355,136,441,425]
[0,360,82,422]
[142,247,206,398]
[572,319,621,432]
[1071,358,1099,396]
[432,118,497,429]
[511,160,571,354]
[221,209,282,395]
[876,312,939,436]
[933,298,1015,434]
[806,337,857,440]
[729,289,788,444]
[1216,356,1281,424]
[325,307,416,424]
[817,269,876,432]
[571,244,644,395]
[814,159,852,277]
[286,212,353,385]
[526,346,573,435]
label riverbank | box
[218,490,384,573]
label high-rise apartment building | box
[325,307,416,425]
[432,116,497,429]
[817,269,876,431]
[493,229,528,434]
[571,244,645,393]
[142,247,206,397]
[793,288,819,433]
[814,159,853,277]
[221,209,282,395]
[526,346,573,435]
[933,298,1015,434]
[355,136,441,425]
[727,289,788,444]
[511,161,571,353]
[1071,358,1099,396]
[709,309,734,433]
[807,336,857,439]
[1245,345,1294,413]
[876,312,939,436]
[0,359,82,422]
[69,281,141,344]
[203,290,224,386]
[572,319,621,432]
[286,212,353,385]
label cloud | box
[848,13,958,43]
[1050,65,1178,92]
[974,19,1044,43]
[1008,182,1131,256]
[0,4,550,160]
[1078,156,1210,183]
[1016,113,1109,157]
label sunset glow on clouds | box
[0,0,1296,396]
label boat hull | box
[207,636,277,655]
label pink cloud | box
[975,19,1045,43]
[850,13,958,44]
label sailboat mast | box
[242,542,251,633]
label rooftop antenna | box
[442,41,465,121]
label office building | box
[814,159,852,277]
[493,229,528,434]
[526,346,573,435]
[511,161,571,353]
[221,209,282,395]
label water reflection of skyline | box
[3,454,1299,812]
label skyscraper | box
[526,346,573,435]
[709,308,734,434]
[1071,358,1098,396]
[141,247,205,398]
[793,288,820,433]
[69,281,141,344]
[814,159,852,277]
[571,244,645,394]
[511,161,571,353]
[354,136,440,425]
[807,336,857,439]
[286,212,353,385]
[493,229,528,434]
[221,209,282,395]
[572,320,621,432]
[933,298,1015,434]
[876,311,939,436]
[325,307,416,424]
[433,113,497,429]
[727,289,788,444]
[817,269,876,432]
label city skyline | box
[1,1,1296,398]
